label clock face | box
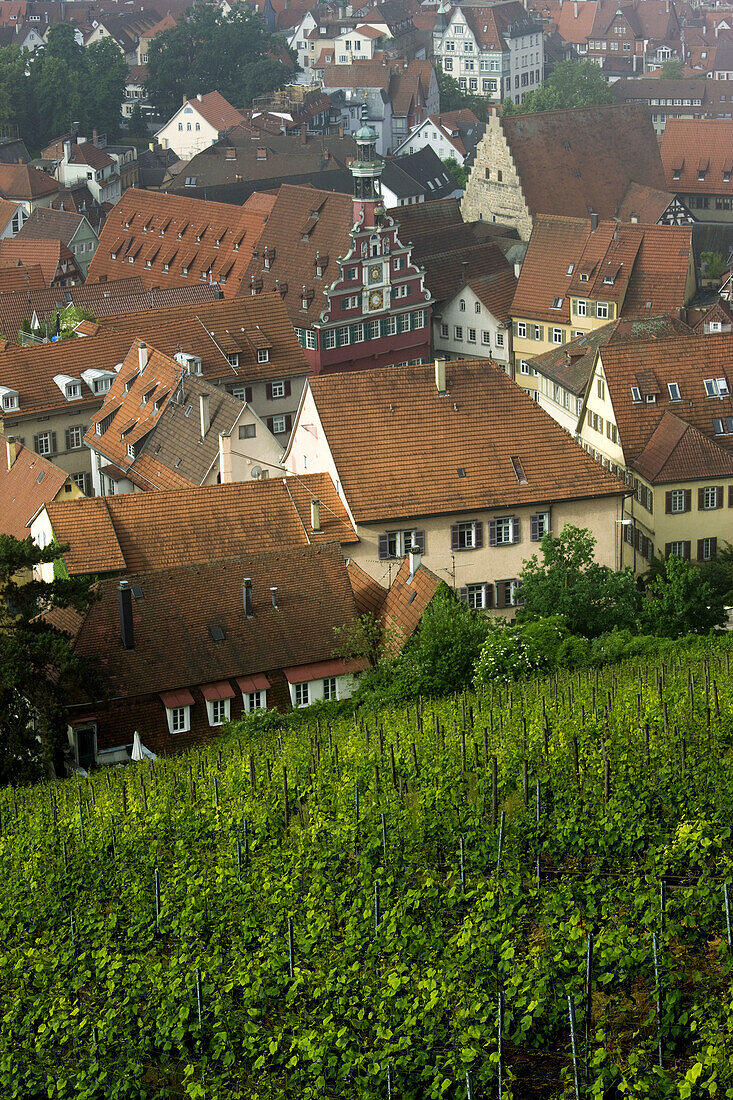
[369,264,382,283]
[369,290,384,310]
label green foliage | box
[474,615,569,684]
[701,250,728,281]
[0,25,127,152]
[518,524,640,637]
[33,305,97,342]
[442,156,468,189]
[126,102,149,139]
[2,640,733,1095]
[145,3,296,119]
[643,554,727,638]
[502,59,614,115]
[0,535,98,784]
[436,64,487,120]
[659,59,685,78]
[332,612,401,669]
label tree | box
[642,555,726,638]
[145,3,296,119]
[443,156,468,189]
[406,584,489,697]
[517,525,640,637]
[127,102,149,139]
[659,59,684,79]
[501,59,614,115]
[84,38,127,140]
[436,64,487,120]
[0,535,98,784]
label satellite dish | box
[251,466,262,479]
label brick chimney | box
[199,392,210,439]
[311,497,321,531]
[5,435,17,469]
[117,580,135,650]
[138,341,148,372]
[435,357,447,394]
[243,577,253,618]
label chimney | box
[183,93,187,104]
[63,139,72,162]
[461,259,468,284]
[197,93,202,102]
[117,580,134,650]
[5,435,17,469]
[138,341,148,372]
[311,497,322,531]
[270,586,279,608]
[574,0,578,15]
[218,430,232,483]
[301,123,307,144]
[407,542,422,580]
[92,128,98,146]
[590,211,598,232]
[243,577,253,618]
[435,357,447,394]
[199,392,210,439]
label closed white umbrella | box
[131,730,144,762]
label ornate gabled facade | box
[245,105,433,374]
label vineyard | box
[1,641,733,1099]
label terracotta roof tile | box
[498,104,666,221]
[46,472,357,575]
[176,92,245,132]
[15,206,88,247]
[86,188,273,297]
[0,263,46,294]
[0,434,71,539]
[0,238,81,286]
[660,119,733,195]
[303,359,626,524]
[60,543,362,702]
[347,557,387,616]
[0,163,58,201]
[633,410,733,482]
[615,181,678,224]
[512,215,692,324]
[598,332,733,461]
[380,556,442,652]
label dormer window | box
[66,382,81,399]
[257,348,270,364]
[672,169,681,180]
[0,388,19,411]
[93,378,111,394]
[603,275,614,285]
[126,443,135,459]
[579,273,589,282]
[566,263,574,275]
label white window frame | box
[596,302,609,320]
[456,520,479,549]
[702,486,719,510]
[207,698,230,726]
[257,349,269,364]
[465,583,488,609]
[323,676,337,701]
[494,516,514,545]
[576,299,587,316]
[294,682,310,707]
[271,380,286,398]
[36,432,52,456]
[670,489,686,513]
[168,705,191,734]
[271,414,287,434]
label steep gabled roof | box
[15,205,89,246]
[615,181,680,225]
[598,332,733,461]
[46,472,357,575]
[499,104,666,221]
[634,410,733,483]
[554,0,598,42]
[86,188,273,297]
[61,543,363,702]
[0,163,58,201]
[0,434,71,539]
[0,238,81,286]
[166,92,245,134]
[660,119,733,196]
[303,359,625,524]
[458,1,541,50]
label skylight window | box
[668,382,681,401]
[551,296,563,309]
[631,386,641,403]
[510,456,527,484]
[705,377,730,397]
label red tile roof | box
[598,332,733,461]
[0,262,46,294]
[0,163,58,201]
[302,359,626,524]
[660,119,733,196]
[0,434,71,539]
[512,215,692,324]
[46,472,358,575]
[86,188,274,297]
[379,555,442,652]
[179,92,245,132]
[498,104,666,221]
[554,0,598,41]
[59,543,363,701]
[633,410,733,483]
[615,181,678,224]
[0,238,81,286]
[461,1,540,50]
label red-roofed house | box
[0,433,82,545]
[660,119,733,222]
[394,110,484,167]
[56,138,121,206]
[156,92,246,161]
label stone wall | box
[461,115,534,240]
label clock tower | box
[351,100,385,231]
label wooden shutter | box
[683,541,691,560]
[495,581,507,609]
[266,417,274,432]
[413,530,425,553]
[483,583,494,609]
[665,491,672,514]
[473,522,483,549]
[284,415,292,432]
[245,386,253,403]
[50,432,57,455]
[530,514,539,541]
[665,543,672,558]
[378,534,390,560]
[512,517,520,544]
[265,382,273,400]
[459,586,468,603]
[710,536,717,557]
[450,524,459,551]
[33,434,39,452]
[684,489,691,512]
[488,520,498,546]
[716,486,724,508]
[512,321,519,338]
[64,429,71,451]
[284,380,292,398]
[698,488,705,510]
[697,539,705,561]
